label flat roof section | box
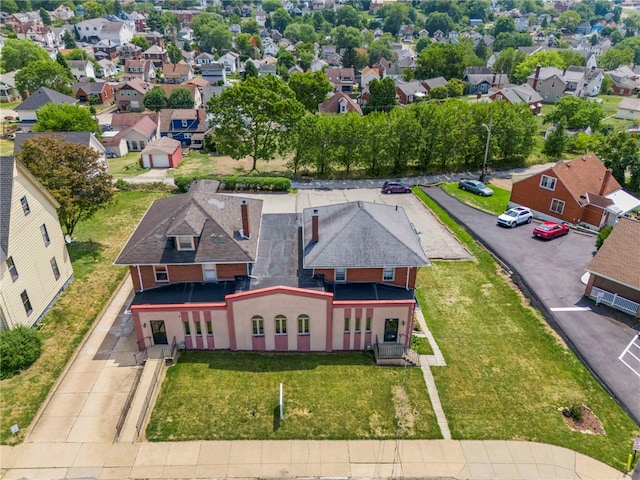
[327,283,415,301]
[131,282,236,306]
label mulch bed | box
[561,404,606,435]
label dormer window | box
[175,235,194,250]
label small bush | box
[563,403,584,422]
[0,326,43,379]
[174,174,291,193]
[596,225,613,249]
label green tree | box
[544,96,605,131]
[382,2,409,35]
[15,60,74,97]
[198,21,233,54]
[364,77,397,113]
[368,37,393,64]
[360,111,390,174]
[130,36,150,51]
[143,86,168,111]
[429,85,449,99]
[277,49,296,71]
[82,0,107,18]
[272,7,293,32]
[283,23,317,43]
[336,5,362,28]
[34,103,98,133]
[167,43,183,64]
[543,123,566,159]
[207,75,305,171]
[168,88,195,109]
[598,48,634,70]
[447,78,464,97]
[512,50,570,83]
[474,38,488,60]
[557,10,581,33]
[243,61,259,79]
[262,0,282,13]
[330,113,365,175]
[55,51,70,73]
[594,132,640,193]
[288,71,333,112]
[424,12,455,35]
[415,42,466,80]
[16,136,113,236]
[1,38,50,72]
[493,47,526,78]
[493,16,515,36]
[334,25,361,50]
[1,0,19,14]
[39,7,51,26]
[62,30,77,49]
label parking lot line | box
[549,307,592,312]
[618,334,640,379]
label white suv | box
[497,207,533,228]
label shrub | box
[174,175,291,193]
[596,225,613,249]
[0,326,43,379]
[563,403,584,422]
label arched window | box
[251,315,264,336]
[275,315,287,335]
[297,314,310,335]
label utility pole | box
[481,114,493,183]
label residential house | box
[527,66,566,103]
[259,64,277,76]
[116,78,152,112]
[566,66,604,97]
[104,112,159,156]
[75,19,118,44]
[318,92,363,114]
[508,153,639,231]
[67,60,96,81]
[396,80,427,105]
[114,184,429,355]
[100,20,134,45]
[93,39,119,61]
[200,62,227,85]
[324,68,356,93]
[465,73,509,95]
[515,17,529,31]
[615,97,640,120]
[194,52,215,68]
[360,67,381,89]
[124,59,157,83]
[421,76,448,94]
[14,87,77,132]
[19,26,56,49]
[606,66,640,96]
[52,4,75,21]
[13,132,107,170]
[310,59,328,73]
[125,12,148,33]
[140,137,183,168]
[139,31,164,47]
[72,81,117,105]
[0,72,20,103]
[119,43,143,61]
[159,108,207,147]
[162,62,194,84]
[157,83,203,109]
[584,217,640,317]
[489,84,543,114]
[229,23,241,36]
[97,59,118,79]
[0,157,73,330]
[144,45,168,68]
[220,51,241,74]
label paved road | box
[421,186,640,426]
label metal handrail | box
[115,366,143,442]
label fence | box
[590,286,640,316]
[115,366,143,442]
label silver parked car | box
[458,179,494,196]
[497,207,533,228]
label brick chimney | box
[532,65,541,91]
[599,169,613,196]
[240,199,250,238]
[311,209,319,243]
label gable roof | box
[111,112,159,129]
[14,87,77,111]
[114,187,262,265]
[72,81,110,95]
[422,76,448,89]
[587,217,640,291]
[159,108,207,133]
[318,92,362,114]
[141,136,181,155]
[302,201,429,269]
[13,132,104,155]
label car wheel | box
[510,222,517,228]
[527,217,532,224]
[386,190,391,194]
[460,186,465,191]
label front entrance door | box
[383,318,398,342]
[150,320,168,345]
[203,263,217,281]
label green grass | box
[412,188,639,471]
[0,138,14,156]
[0,188,170,445]
[411,335,433,355]
[107,151,147,177]
[167,150,218,178]
[440,183,511,216]
[147,352,440,441]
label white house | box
[67,60,96,80]
[615,97,640,120]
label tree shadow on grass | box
[68,239,105,265]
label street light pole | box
[481,114,493,183]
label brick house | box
[508,153,639,230]
[72,81,116,105]
[395,80,427,105]
[116,78,152,112]
[115,184,429,354]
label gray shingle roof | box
[302,201,429,269]
[13,132,97,156]
[0,157,15,260]
[114,186,263,266]
[14,87,77,111]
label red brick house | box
[72,81,116,105]
[585,217,640,317]
[508,153,628,230]
[115,183,429,355]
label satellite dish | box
[64,235,73,244]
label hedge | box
[174,175,291,193]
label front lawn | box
[413,189,639,471]
[147,352,440,441]
[0,188,170,445]
[441,182,510,216]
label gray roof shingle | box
[14,87,77,111]
[0,157,15,260]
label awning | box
[605,189,640,215]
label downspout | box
[137,265,143,292]
[406,267,410,290]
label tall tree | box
[272,7,293,32]
[334,25,361,50]
[382,2,409,35]
[143,86,168,112]
[130,36,150,51]
[594,132,640,193]
[168,88,195,109]
[16,137,113,237]
[39,7,51,26]
[207,75,305,171]
[543,123,566,159]
[82,0,107,19]
[15,60,74,97]
[62,30,77,49]
[243,61,259,79]
[424,12,455,35]
[335,5,362,28]
[368,37,393,64]
[0,38,50,72]
[364,77,397,113]
[415,42,466,80]
[544,96,605,131]
[166,43,183,64]
[33,104,98,134]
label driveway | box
[421,186,640,426]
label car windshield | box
[538,225,553,230]
[475,182,487,188]
[504,210,519,217]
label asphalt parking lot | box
[421,186,640,426]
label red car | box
[533,222,570,239]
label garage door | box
[147,153,170,168]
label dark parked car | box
[382,181,412,194]
[533,221,570,239]
[458,179,494,196]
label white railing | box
[590,287,640,316]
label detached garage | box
[141,137,182,168]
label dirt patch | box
[560,404,605,435]
[489,178,513,191]
[393,385,416,435]
[214,155,290,176]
